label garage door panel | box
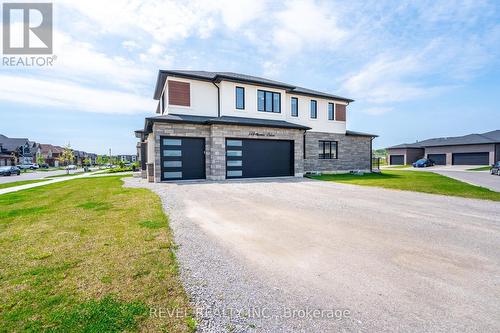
[427,154,446,165]
[390,155,404,165]
[452,152,489,165]
[226,139,293,179]
[160,137,205,180]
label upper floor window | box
[291,97,298,117]
[257,90,281,113]
[310,100,317,119]
[235,87,245,109]
[328,103,335,120]
[319,140,338,159]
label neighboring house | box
[37,144,59,166]
[137,70,377,182]
[0,143,13,166]
[387,130,500,166]
[117,154,137,163]
[0,134,37,164]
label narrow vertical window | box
[236,87,245,109]
[291,97,298,117]
[258,90,265,111]
[310,100,317,119]
[328,103,335,120]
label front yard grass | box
[310,170,500,201]
[0,179,47,190]
[467,166,491,171]
[0,176,194,332]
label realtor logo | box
[2,2,53,54]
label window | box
[257,90,281,113]
[291,97,298,117]
[318,141,338,159]
[328,103,335,120]
[310,100,317,119]
[236,87,245,109]
[226,140,242,146]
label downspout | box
[212,81,220,118]
[370,137,374,172]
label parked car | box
[490,161,500,176]
[17,163,38,170]
[412,158,435,168]
[0,166,21,176]
[66,164,77,170]
[40,163,49,169]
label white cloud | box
[0,75,153,114]
[360,107,394,115]
[272,0,347,55]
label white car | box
[66,164,77,170]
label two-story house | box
[136,70,376,182]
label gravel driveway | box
[125,177,500,332]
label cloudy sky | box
[1,0,499,154]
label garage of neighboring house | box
[389,155,404,165]
[387,130,500,166]
[452,152,489,165]
[427,154,446,165]
[225,138,294,179]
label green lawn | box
[385,165,412,169]
[0,179,47,190]
[0,176,194,332]
[310,170,500,201]
[467,166,491,171]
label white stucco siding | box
[164,77,218,117]
[286,94,346,133]
[219,81,347,134]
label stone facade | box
[153,122,305,181]
[304,132,372,172]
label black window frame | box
[291,97,298,117]
[257,89,281,113]
[328,103,335,120]
[318,140,338,159]
[235,86,245,110]
[310,100,317,119]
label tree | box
[36,155,45,166]
[58,144,74,174]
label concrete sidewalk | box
[0,171,132,195]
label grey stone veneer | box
[304,132,372,172]
[152,123,371,182]
[153,122,305,181]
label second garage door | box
[226,138,294,179]
[427,154,446,165]
[452,152,489,165]
[390,155,404,165]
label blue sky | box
[1,0,499,154]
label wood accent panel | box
[168,80,190,106]
[335,104,346,121]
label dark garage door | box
[160,136,205,180]
[427,154,446,165]
[226,138,294,178]
[452,152,489,165]
[390,155,404,165]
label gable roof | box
[388,130,500,149]
[154,70,354,103]
[0,136,31,152]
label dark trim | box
[370,137,373,171]
[346,130,378,137]
[303,133,306,159]
[328,102,335,120]
[318,140,338,159]
[291,97,298,117]
[235,86,245,110]
[257,89,281,113]
[153,70,354,102]
[310,100,317,119]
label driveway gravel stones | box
[125,177,500,332]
